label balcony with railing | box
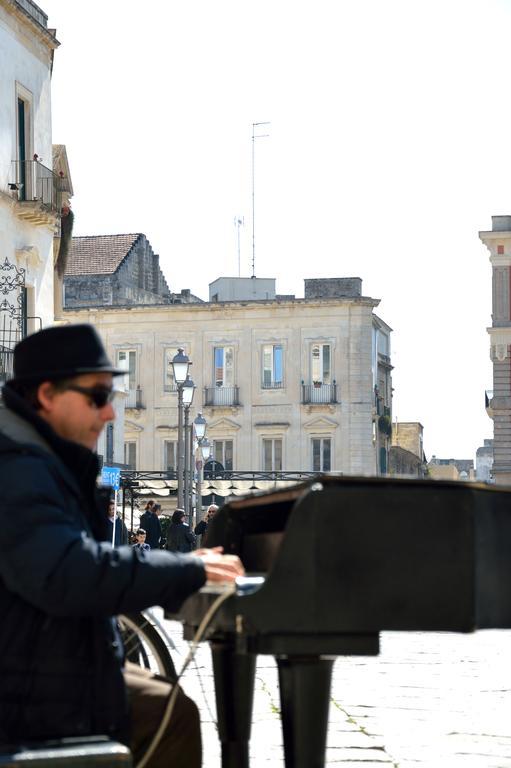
[125,387,144,409]
[261,380,284,390]
[10,160,62,225]
[204,385,241,408]
[15,0,49,28]
[301,380,338,405]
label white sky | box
[42,0,511,462]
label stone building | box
[63,276,393,484]
[475,439,494,484]
[479,216,511,484]
[63,233,179,308]
[389,422,427,477]
[0,0,61,382]
[427,456,475,481]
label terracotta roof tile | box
[65,234,142,275]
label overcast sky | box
[42,0,511,462]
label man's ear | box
[36,381,57,412]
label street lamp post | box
[182,376,195,523]
[196,437,211,525]
[171,348,190,509]
[192,413,207,524]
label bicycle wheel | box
[118,611,177,681]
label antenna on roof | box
[234,216,244,277]
[251,122,270,278]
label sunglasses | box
[64,384,115,409]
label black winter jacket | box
[107,515,129,546]
[166,522,196,553]
[139,510,162,549]
[0,385,206,745]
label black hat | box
[12,324,124,382]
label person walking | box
[0,324,244,767]
[166,509,197,553]
[139,499,162,549]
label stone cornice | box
[0,0,60,49]
[479,230,511,240]
[487,327,511,341]
[63,294,380,318]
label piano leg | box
[210,640,257,768]
[277,655,334,768]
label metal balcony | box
[125,387,144,409]
[301,381,338,405]
[10,160,62,224]
[204,385,241,407]
[262,380,284,390]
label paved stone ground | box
[159,615,511,767]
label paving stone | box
[158,615,511,767]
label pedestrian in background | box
[194,503,219,546]
[166,509,196,553]
[140,499,162,549]
[107,499,129,546]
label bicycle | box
[118,608,178,681]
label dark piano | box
[168,475,511,768]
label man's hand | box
[193,547,245,583]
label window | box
[263,438,282,471]
[311,343,331,384]
[262,344,283,388]
[312,437,331,472]
[124,441,136,470]
[163,347,182,392]
[16,88,32,201]
[164,440,177,471]
[117,350,137,392]
[214,346,234,387]
[213,440,233,471]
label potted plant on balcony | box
[378,414,392,436]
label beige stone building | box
[389,422,427,477]
[427,456,475,482]
[63,275,393,479]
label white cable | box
[135,584,236,768]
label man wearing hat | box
[0,324,244,767]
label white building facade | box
[64,278,392,479]
[0,0,60,379]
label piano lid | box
[201,475,511,634]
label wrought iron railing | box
[262,380,284,390]
[15,0,48,27]
[11,160,61,213]
[301,381,337,404]
[204,385,240,407]
[119,468,324,486]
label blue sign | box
[101,466,121,491]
